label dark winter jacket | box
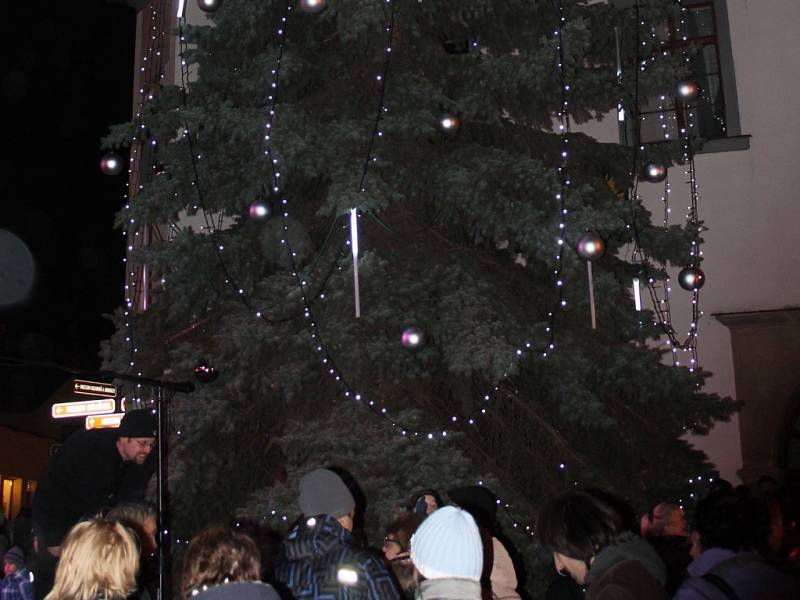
[275,514,399,600]
[0,567,34,600]
[584,532,668,600]
[32,428,155,546]
[647,535,691,595]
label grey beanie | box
[410,506,483,582]
[298,468,355,519]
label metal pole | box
[588,261,597,330]
[156,387,169,600]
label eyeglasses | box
[383,536,404,551]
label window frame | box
[617,0,749,153]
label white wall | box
[580,0,800,482]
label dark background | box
[0,1,138,413]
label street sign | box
[52,398,116,419]
[85,413,124,430]
[73,379,117,398]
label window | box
[623,0,748,153]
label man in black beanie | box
[31,409,157,598]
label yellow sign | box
[85,413,124,430]
[51,399,116,419]
[73,379,117,398]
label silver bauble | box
[248,197,273,222]
[576,231,606,261]
[299,0,327,14]
[642,162,667,183]
[678,266,705,291]
[197,0,223,13]
[193,359,219,383]
[401,326,425,350]
[100,152,123,176]
[676,80,701,102]
[437,113,460,133]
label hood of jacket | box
[585,531,666,586]
[282,514,353,561]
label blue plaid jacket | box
[275,515,399,600]
[0,568,34,600]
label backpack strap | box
[701,572,741,600]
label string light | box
[627,2,706,370]
[155,0,581,452]
[112,0,170,406]
[249,0,581,457]
[113,0,715,550]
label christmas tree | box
[101,0,735,592]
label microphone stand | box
[0,356,193,600]
[78,368,191,600]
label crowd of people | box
[0,410,798,600]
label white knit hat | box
[410,506,483,582]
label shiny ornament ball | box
[100,152,123,176]
[193,359,219,383]
[437,113,460,133]
[197,0,223,13]
[678,266,705,291]
[576,231,606,261]
[299,0,327,13]
[676,80,701,101]
[248,197,273,222]
[642,162,667,183]
[401,326,425,350]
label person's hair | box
[386,513,425,553]
[44,519,139,600]
[106,502,157,555]
[692,492,769,552]
[640,502,682,538]
[181,526,261,598]
[407,489,443,514]
[536,490,632,565]
[384,513,425,591]
[107,502,156,525]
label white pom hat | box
[410,505,483,582]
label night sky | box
[0,2,137,414]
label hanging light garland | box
[132,1,710,539]
[626,2,707,371]
[255,0,582,460]
[111,0,171,406]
